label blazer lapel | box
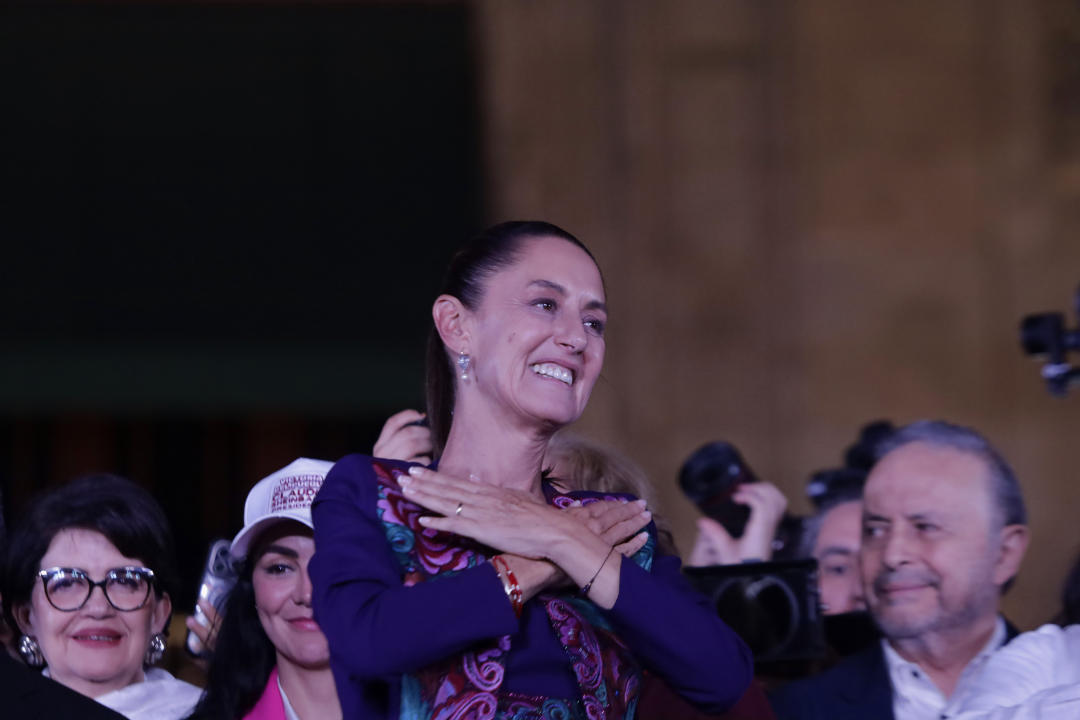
[836,644,895,720]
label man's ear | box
[432,294,471,354]
[993,524,1030,587]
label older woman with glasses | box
[1,474,201,720]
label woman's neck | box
[438,404,553,497]
[275,655,341,720]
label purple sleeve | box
[309,454,519,679]
[605,551,754,712]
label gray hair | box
[874,420,1027,530]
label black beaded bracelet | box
[581,546,616,596]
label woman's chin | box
[519,398,588,429]
[54,665,141,698]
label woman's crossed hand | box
[399,466,651,607]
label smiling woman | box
[0,474,202,720]
[309,221,754,720]
[188,458,340,720]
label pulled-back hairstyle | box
[425,221,595,455]
[1,473,179,643]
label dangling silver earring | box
[457,351,471,381]
[144,633,166,666]
[18,634,45,667]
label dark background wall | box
[0,2,480,605]
[477,0,1080,630]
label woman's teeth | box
[531,363,574,386]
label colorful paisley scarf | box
[371,460,655,720]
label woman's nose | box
[554,318,586,352]
[82,584,114,614]
[294,570,313,606]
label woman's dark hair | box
[425,220,597,455]
[1,473,179,639]
[186,556,275,720]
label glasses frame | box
[37,566,157,613]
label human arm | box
[183,598,221,657]
[372,409,433,464]
[687,482,788,565]
[400,466,752,711]
[603,551,754,712]
[955,624,1080,716]
[953,685,1080,720]
[309,455,520,679]
[401,466,649,609]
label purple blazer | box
[309,454,753,719]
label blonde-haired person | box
[544,431,677,555]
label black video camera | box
[1020,285,1080,396]
[679,441,815,663]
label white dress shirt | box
[951,623,1080,720]
[883,617,1007,720]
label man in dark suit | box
[770,421,1029,720]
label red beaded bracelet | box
[492,555,523,617]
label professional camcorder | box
[1020,284,1080,396]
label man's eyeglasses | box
[37,566,156,612]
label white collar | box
[881,617,1007,718]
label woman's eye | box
[584,318,605,335]
[262,562,293,575]
[532,298,557,312]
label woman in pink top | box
[187,458,340,720]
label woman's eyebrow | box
[528,279,607,313]
[260,544,299,559]
[528,279,566,294]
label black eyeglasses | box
[37,566,156,612]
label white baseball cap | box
[230,457,334,559]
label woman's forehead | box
[491,236,605,299]
[41,527,140,567]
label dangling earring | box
[457,351,471,381]
[144,633,166,666]
[18,635,45,667]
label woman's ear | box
[153,592,172,635]
[13,602,34,637]
[432,294,471,354]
